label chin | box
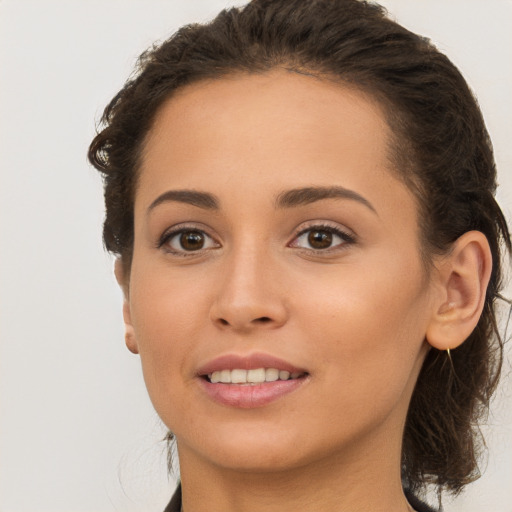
[176,422,315,472]
[175,417,361,477]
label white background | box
[0,1,511,511]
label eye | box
[160,228,219,254]
[290,224,355,251]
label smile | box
[197,353,310,408]
[207,368,305,384]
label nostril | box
[213,315,278,329]
[255,317,272,323]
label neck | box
[177,425,413,512]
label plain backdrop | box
[0,1,511,511]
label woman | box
[88,1,510,511]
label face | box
[123,70,436,473]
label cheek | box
[295,247,429,402]
[128,265,212,407]
[130,259,211,340]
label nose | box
[209,246,288,332]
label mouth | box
[204,368,307,385]
[197,353,310,408]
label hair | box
[88,0,510,498]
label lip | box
[199,378,307,408]
[196,352,307,376]
[196,352,309,409]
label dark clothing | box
[405,490,438,512]
[164,485,181,512]
[164,484,438,512]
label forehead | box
[137,69,408,214]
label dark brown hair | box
[88,0,510,498]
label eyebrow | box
[275,186,377,214]
[147,185,376,215]
[148,190,219,212]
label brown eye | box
[291,225,354,252]
[179,230,205,251]
[307,230,333,249]
[162,228,219,254]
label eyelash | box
[158,224,219,256]
[157,223,356,256]
[290,223,356,253]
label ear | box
[114,258,139,355]
[426,231,492,351]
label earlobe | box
[114,258,139,355]
[426,231,492,351]
[122,300,139,354]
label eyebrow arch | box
[148,189,219,213]
[275,186,377,214]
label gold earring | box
[446,347,454,369]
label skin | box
[117,69,492,512]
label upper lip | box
[196,352,308,376]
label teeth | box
[207,368,303,384]
[231,369,247,384]
[220,369,231,383]
[247,368,266,383]
[265,368,279,382]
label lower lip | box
[199,377,307,408]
